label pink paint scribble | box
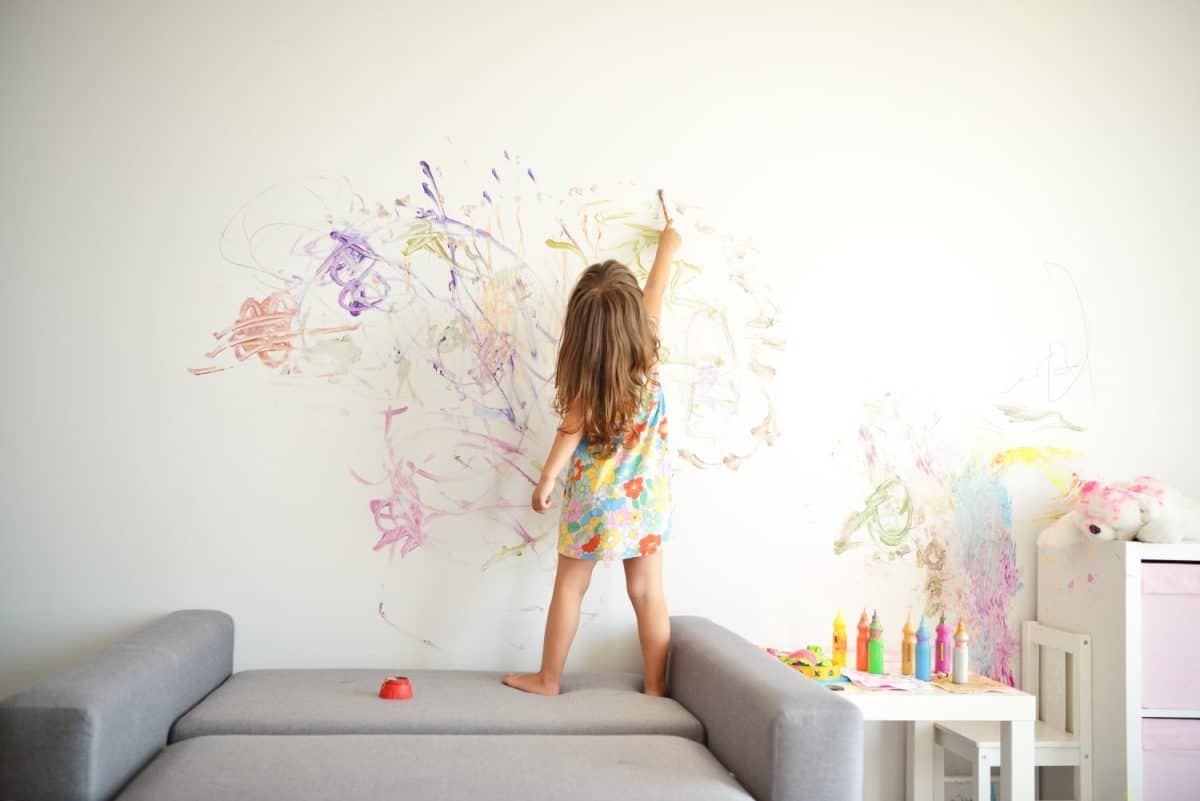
[370,458,440,556]
[381,406,409,433]
[952,463,1020,686]
[359,426,539,560]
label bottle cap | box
[379,675,413,700]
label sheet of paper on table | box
[930,674,1020,694]
[840,669,928,691]
[841,670,1021,694]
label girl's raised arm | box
[642,191,681,322]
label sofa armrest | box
[0,610,233,801]
[668,615,863,801]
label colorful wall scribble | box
[832,394,1083,685]
[191,152,783,570]
[190,149,1087,683]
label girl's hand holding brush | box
[656,189,682,255]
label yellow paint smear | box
[992,446,1078,490]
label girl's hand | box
[658,220,682,255]
[531,479,555,513]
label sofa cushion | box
[170,670,703,742]
[117,734,752,801]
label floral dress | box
[558,374,672,561]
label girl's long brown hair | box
[554,260,659,459]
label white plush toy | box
[1038,476,1200,547]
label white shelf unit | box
[1037,541,1200,801]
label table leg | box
[1000,719,1034,801]
[974,755,992,801]
[932,743,945,801]
[906,720,934,801]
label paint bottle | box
[868,610,884,674]
[915,616,932,681]
[952,619,970,684]
[832,609,847,668]
[901,613,916,676]
[856,609,870,671]
[935,613,952,675]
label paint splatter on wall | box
[832,394,1083,683]
[191,153,784,568]
[950,464,1019,686]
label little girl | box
[503,215,682,697]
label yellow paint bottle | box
[832,609,847,668]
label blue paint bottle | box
[915,616,932,681]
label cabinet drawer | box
[1143,563,1200,711]
[1143,718,1200,801]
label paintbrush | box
[657,189,671,223]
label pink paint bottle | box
[934,613,952,675]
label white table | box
[837,681,1036,801]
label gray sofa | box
[0,611,863,801]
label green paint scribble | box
[833,476,913,555]
[543,238,589,269]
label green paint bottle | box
[868,610,884,674]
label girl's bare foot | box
[502,672,560,696]
[643,682,666,697]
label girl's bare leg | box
[624,550,669,695]
[503,554,596,695]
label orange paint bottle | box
[856,609,870,671]
[901,613,916,676]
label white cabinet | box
[1037,542,1200,801]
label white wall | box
[2,2,1198,797]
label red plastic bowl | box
[378,675,413,700]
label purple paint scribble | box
[318,230,389,316]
